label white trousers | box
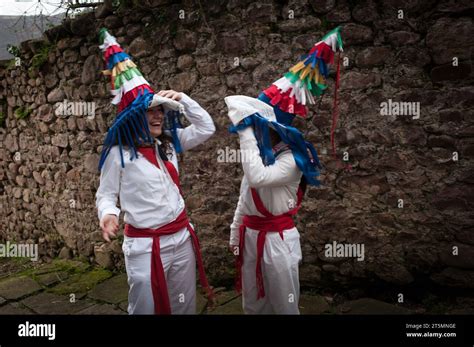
[241,227,302,314]
[122,227,197,314]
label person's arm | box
[238,127,300,188]
[96,147,121,241]
[229,179,247,247]
[176,93,216,151]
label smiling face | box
[146,105,164,137]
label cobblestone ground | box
[0,258,472,315]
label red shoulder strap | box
[250,188,273,217]
[137,147,160,169]
[138,147,182,194]
[164,161,182,194]
[250,179,305,217]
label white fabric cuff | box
[99,207,120,223]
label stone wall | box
[0,0,473,293]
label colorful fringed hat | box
[97,28,185,170]
[99,28,155,113]
[257,27,344,160]
[226,27,345,185]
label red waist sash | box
[235,185,304,300]
[125,210,213,314]
[236,214,295,299]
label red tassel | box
[330,53,351,172]
[330,53,340,160]
[255,231,266,300]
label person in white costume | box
[225,27,343,314]
[226,96,306,314]
[95,28,215,315]
[97,91,215,314]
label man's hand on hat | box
[157,90,182,101]
[100,214,119,242]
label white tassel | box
[273,77,292,93]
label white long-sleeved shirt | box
[96,93,215,229]
[229,127,303,245]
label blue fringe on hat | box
[300,49,329,78]
[98,89,154,170]
[164,110,184,154]
[107,52,130,70]
[229,113,322,186]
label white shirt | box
[96,93,215,229]
[229,127,303,245]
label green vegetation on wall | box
[14,106,31,120]
[31,43,53,70]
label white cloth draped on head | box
[224,95,277,126]
[148,94,186,115]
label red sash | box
[123,146,213,314]
[236,183,305,299]
[125,210,212,314]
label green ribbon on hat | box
[113,67,143,89]
[284,71,327,97]
[98,27,108,45]
[321,26,344,51]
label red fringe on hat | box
[118,84,155,112]
[104,44,123,63]
[308,41,335,65]
[263,85,308,117]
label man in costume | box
[95,28,215,314]
[226,27,343,314]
